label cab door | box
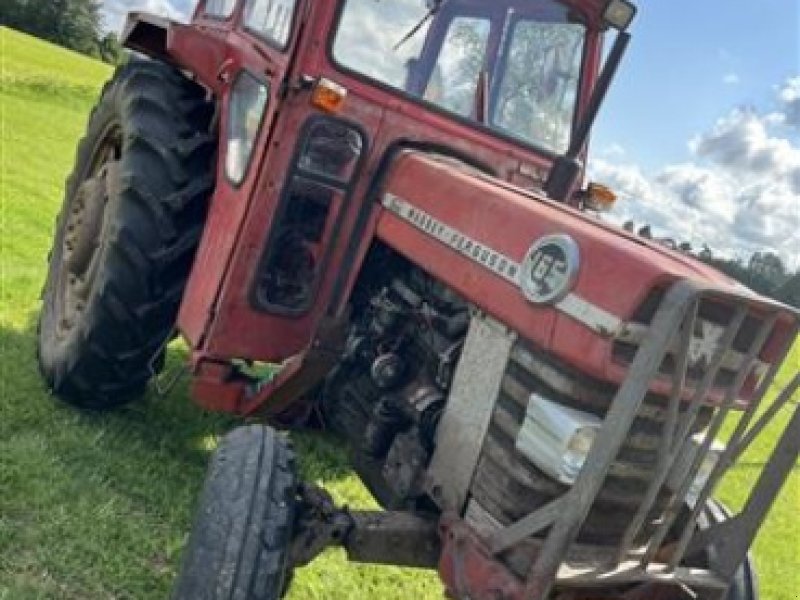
[178,0,306,346]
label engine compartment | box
[320,247,469,509]
[317,245,709,551]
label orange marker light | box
[586,182,617,211]
[312,78,348,113]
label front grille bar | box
[669,370,800,571]
[487,280,800,599]
[642,311,778,566]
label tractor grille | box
[613,288,770,391]
[461,282,800,597]
[468,340,712,546]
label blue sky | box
[590,0,799,269]
[595,0,799,170]
[103,0,800,269]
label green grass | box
[0,25,797,600]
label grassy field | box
[0,26,797,600]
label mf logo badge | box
[688,321,726,370]
[521,235,581,304]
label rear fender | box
[121,12,171,62]
[121,12,227,92]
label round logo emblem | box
[520,235,580,304]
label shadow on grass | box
[1,313,355,503]
[1,312,366,597]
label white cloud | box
[102,0,193,33]
[590,79,800,270]
[722,72,740,85]
[690,109,800,181]
[777,76,800,127]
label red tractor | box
[38,1,799,598]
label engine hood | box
[374,151,782,384]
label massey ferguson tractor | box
[38,0,799,598]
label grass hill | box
[0,26,797,599]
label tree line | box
[1,0,124,64]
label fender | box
[121,12,228,92]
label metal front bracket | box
[426,313,516,513]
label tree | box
[748,252,785,286]
[2,0,102,58]
[99,32,124,65]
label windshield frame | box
[326,0,594,161]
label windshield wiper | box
[394,0,448,51]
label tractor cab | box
[119,0,634,401]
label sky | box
[102,0,800,270]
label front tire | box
[173,426,297,600]
[38,58,215,409]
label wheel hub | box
[56,141,121,336]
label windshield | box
[332,0,587,155]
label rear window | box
[244,0,297,48]
[205,0,236,18]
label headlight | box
[226,72,269,184]
[515,393,602,485]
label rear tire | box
[38,57,216,409]
[173,426,297,600]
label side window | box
[244,0,297,48]
[205,0,236,18]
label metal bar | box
[672,306,749,452]
[642,305,749,566]
[489,497,567,555]
[713,398,800,579]
[344,511,442,568]
[724,322,799,455]
[683,365,798,562]
[733,370,800,456]
[664,300,699,452]
[520,281,698,600]
[426,314,515,513]
[667,313,779,569]
[556,562,728,591]
[679,330,800,562]
[616,300,698,561]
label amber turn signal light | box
[311,78,348,113]
[585,182,617,211]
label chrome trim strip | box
[383,193,520,284]
[382,193,625,336]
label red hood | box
[375,152,784,385]
[487,174,741,288]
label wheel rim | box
[54,124,122,339]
